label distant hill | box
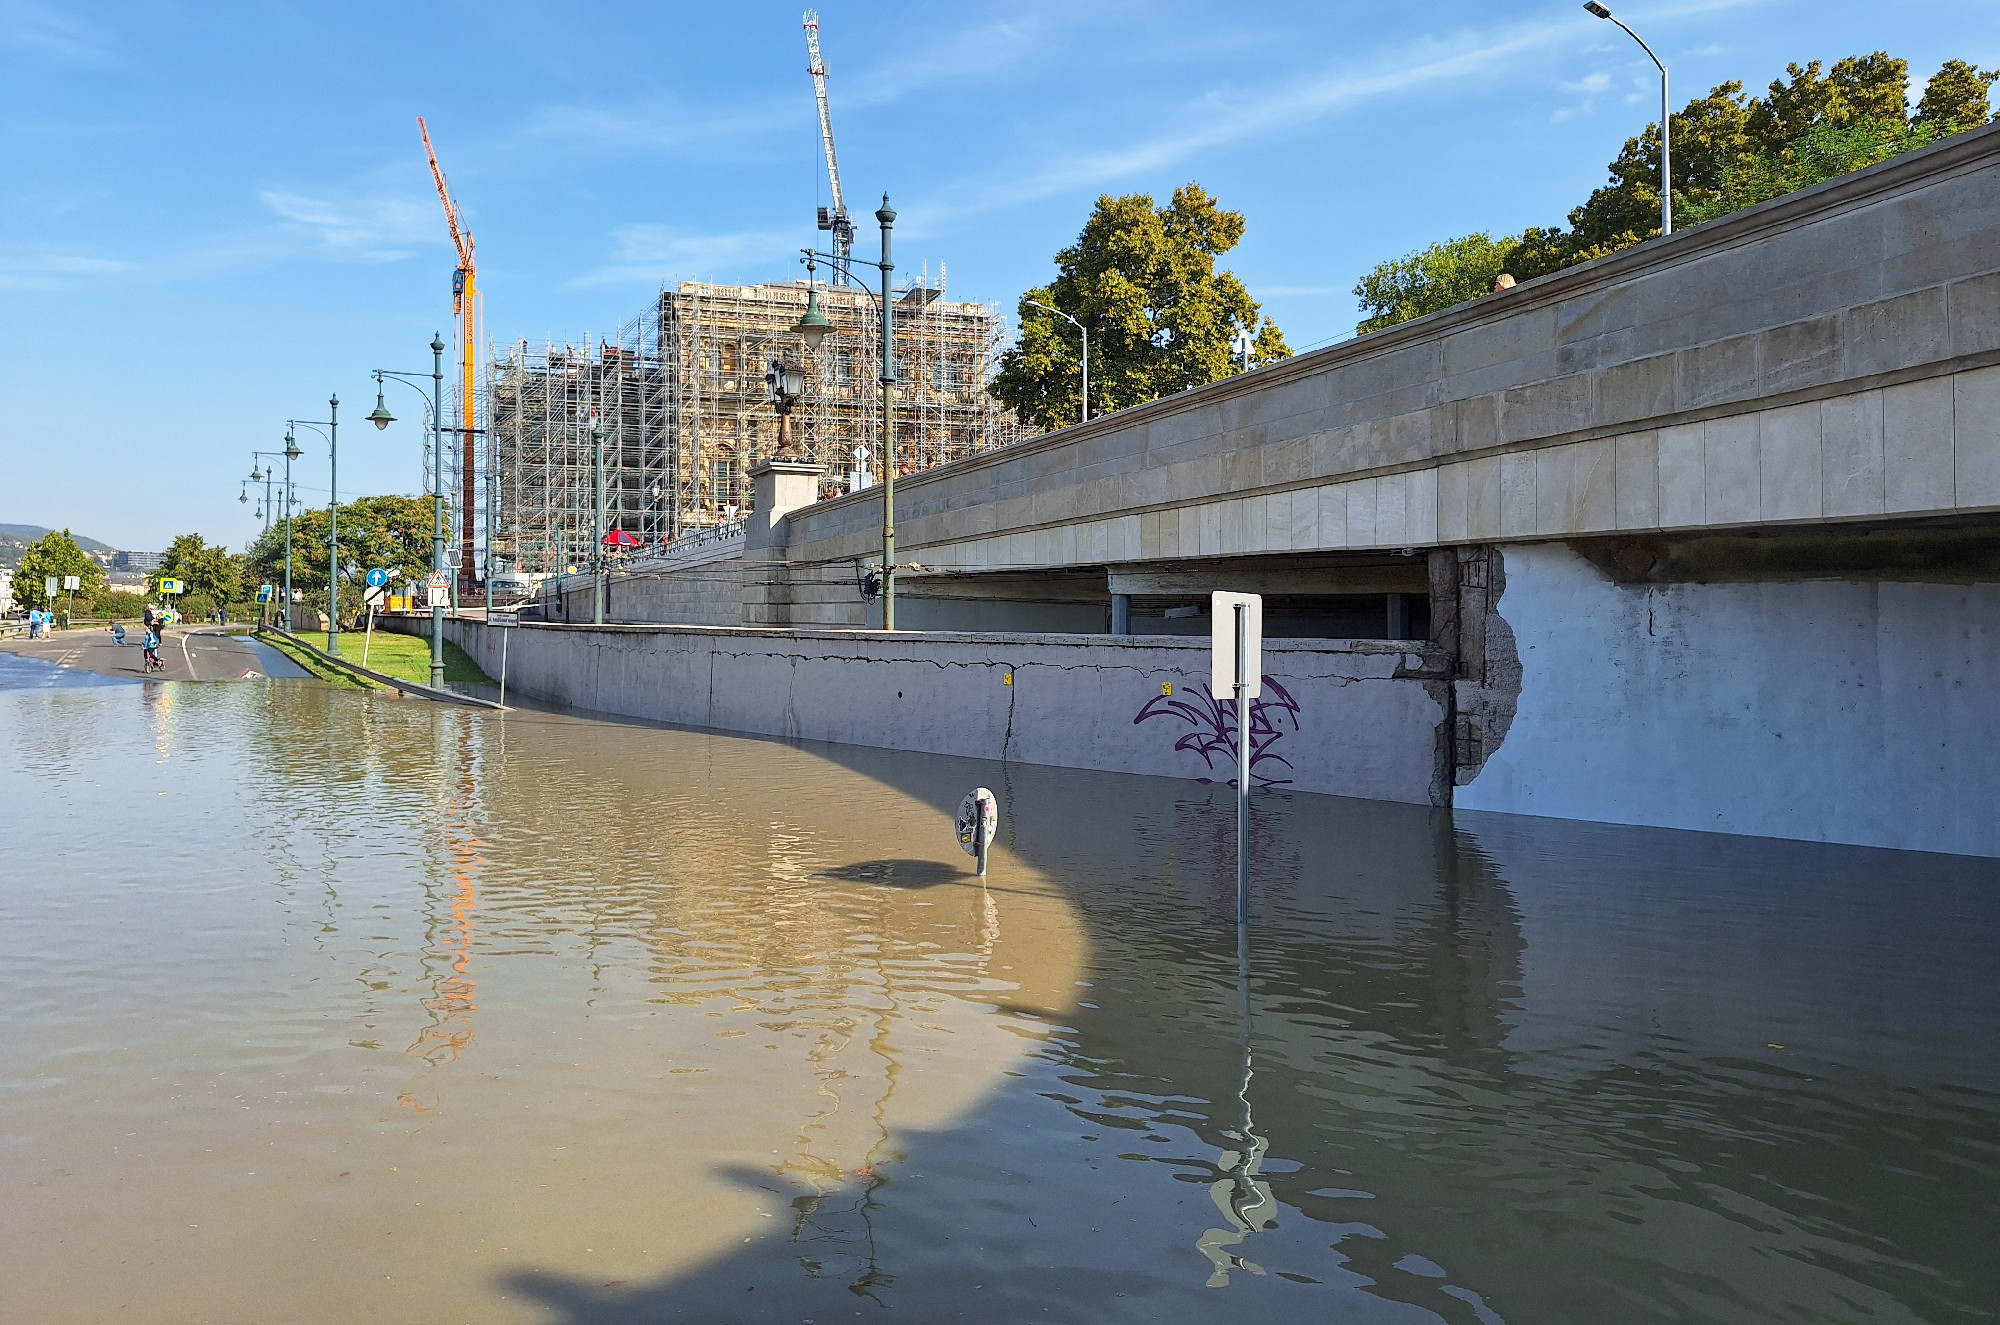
[0,524,122,571]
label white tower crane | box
[803,10,854,282]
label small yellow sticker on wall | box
[1161,682,1173,696]
[1002,672,1013,685]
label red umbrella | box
[600,529,641,548]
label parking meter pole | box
[976,823,988,878]
[499,629,509,709]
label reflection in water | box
[399,720,483,1119]
[1196,928,1273,1287]
[0,681,1995,1325]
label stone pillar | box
[742,458,827,627]
[743,459,826,553]
[1110,593,1132,634]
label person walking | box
[141,625,163,674]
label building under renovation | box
[488,271,1028,576]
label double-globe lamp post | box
[288,397,339,654]
[792,195,898,628]
[1023,299,1089,425]
[367,335,450,688]
[1584,2,1671,237]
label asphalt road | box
[0,625,311,682]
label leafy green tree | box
[1354,233,1521,334]
[1912,59,1998,135]
[252,495,439,623]
[15,529,104,611]
[991,184,1289,430]
[153,533,243,606]
[1364,53,2000,328]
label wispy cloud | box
[569,223,800,288]
[0,0,107,63]
[258,189,437,261]
[0,253,135,291]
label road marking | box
[179,633,196,677]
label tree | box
[1912,59,1999,135]
[252,495,438,623]
[154,533,243,606]
[1362,53,1999,329]
[15,529,104,611]
[1354,233,1521,334]
[990,184,1289,430]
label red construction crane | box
[418,116,480,591]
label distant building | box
[116,550,163,572]
[104,573,150,596]
[0,568,13,614]
[487,276,1029,575]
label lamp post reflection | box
[398,719,484,1119]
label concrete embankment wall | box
[1455,542,2000,858]
[413,616,1452,806]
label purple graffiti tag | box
[1133,677,1302,787]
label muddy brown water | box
[2,672,1995,1323]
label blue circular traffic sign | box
[365,568,390,588]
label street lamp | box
[1024,299,1090,425]
[290,395,339,653]
[372,334,450,687]
[590,411,605,625]
[1584,1,1671,237]
[281,428,302,633]
[794,193,899,629]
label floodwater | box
[2,674,1995,1324]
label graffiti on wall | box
[1133,678,1303,787]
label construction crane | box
[418,116,480,589]
[803,10,854,283]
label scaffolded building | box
[488,271,1028,575]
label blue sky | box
[3,0,1996,552]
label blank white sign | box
[1210,591,1263,698]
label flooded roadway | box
[1,673,1994,1323]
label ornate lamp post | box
[793,194,899,628]
[368,334,450,686]
[289,396,339,653]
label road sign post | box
[956,787,999,878]
[1211,591,1263,925]
[489,608,517,707]
[426,569,450,611]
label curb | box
[255,628,506,710]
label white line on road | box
[179,633,196,677]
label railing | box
[660,518,746,559]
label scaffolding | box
[488,272,1029,574]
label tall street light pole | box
[282,429,301,631]
[590,411,602,622]
[1585,2,1670,236]
[793,193,898,628]
[289,399,339,653]
[1024,299,1089,425]
[368,335,450,687]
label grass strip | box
[256,630,379,690]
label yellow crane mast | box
[418,116,480,590]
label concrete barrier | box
[399,616,1453,806]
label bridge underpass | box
[520,120,2000,857]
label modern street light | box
[370,334,450,688]
[1024,299,1090,425]
[1584,1,1671,237]
[794,193,899,629]
[290,395,339,653]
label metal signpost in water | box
[1211,592,1263,924]
[489,608,517,707]
[956,787,998,877]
